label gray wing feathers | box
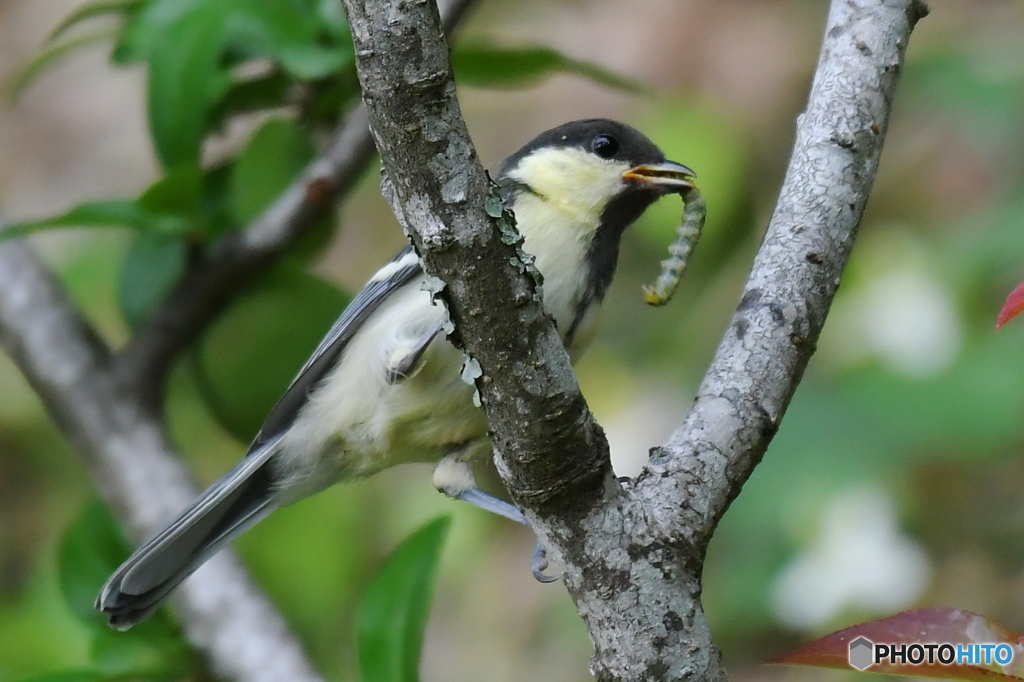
[96,437,281,628]
[251,246,423,449]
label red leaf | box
[996,283,1024,329]
[772,608,1024,679]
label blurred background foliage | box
[1,0,1023,680]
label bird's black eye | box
[591,134,619,159]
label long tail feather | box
[96,439,281,629]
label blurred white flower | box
[771,486,931,629]
[826,246,962,377]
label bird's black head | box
[498,118,694,212]
[496,119,696,309]
[498,119,670,176]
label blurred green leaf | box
[7,31,117,103]
[275,43,351,82]
[15,671,107,682]
[191,265,348,440]
[138,165,203,216]
[230,118,316,224]
[49,0,142,41]
[139,2,229,167]
[210,71,292,128]
[216,0,352,80]
[118,232,188,329]
[316,0,351,41]
[57,501,131,628]
[452,42,643,93]
[635,105,751,254]
[112,0,192,60]
[908,48,1024,142]
[301,71,362,126]
[357,516,451,682]
[0,201,188,242]
[55,504,193,680]
[839,334,1024,455]
[114,0,352,167]
[90,627,190,680]
[195,161,236,242]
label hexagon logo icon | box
[848,636,874,670]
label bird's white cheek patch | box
[509,147,628,224]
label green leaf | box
[118,232,188,329]
[301,71,362,125]
[115,0,353,167]
[112,0,230,164]
[195,161,236,242]
[49,0,143,42]
[0,201,188,242]
[143,4,229,167]
[357,517,451,682]
[191,265,348,440]
[7,30,118,103]
[56,504,191,676]
[215,0,352,80]
[452,42,644,93]
[210,70,293,128]
[138,165,204,215]
[230,118,316,224]
[57,501,132,628]
[633,104,750,261]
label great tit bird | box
[96,118,696,629]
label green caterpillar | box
[643,185,706,307]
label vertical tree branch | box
[341,0,614,517]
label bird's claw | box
[447,484,560,582]
[531,539,560,583]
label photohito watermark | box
[848,636,1014,671]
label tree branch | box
[342,0,615,510]
[573,3,928,677]
[341,0,927,680]
[0,240,324,682]
[651,0,930,547]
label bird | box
[95,118,696,629]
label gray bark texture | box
[340,0,928,680]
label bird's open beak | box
[623,160,697,193]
